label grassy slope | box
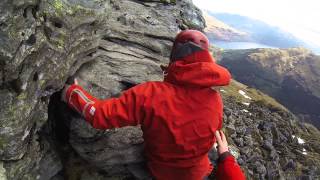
[220,79,288,112]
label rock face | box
[0,0,204,179]
[221,97,320,179]
[220,48,320,128]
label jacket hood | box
[164,50,231,88]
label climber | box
[61,30,245,180]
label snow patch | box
[242,102,250,106]
[21,82,28,91]
[22,129,30,141]
[238,90,252,100]
[292,135,305,144]
[0,162,7,180]
[297,137,305,144]
[238,90,246,95]
[241,109,249,113]
[302,148,307,155]
[38,73,44,80]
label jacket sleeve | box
[217,92,224,130]
[64,84,144,130]
[215,152,246,180]
[211,62,232,86]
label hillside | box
[217,80,320,179]
[211,13,306,48]
[220,48,320,128]
[203,12,248,41]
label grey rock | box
[50,174,64,180]
[234,137,244,147]
[0,0,205,178]
[223,107,232,117]
[226,115,236,125]
[300,175,312,180]
[2,136,61,180]
[38,140,63,180]
[270,150,279,161]
[243,135,253,146]
[1,0,104,161]
[235,125,246,136]
[240,146,251,157]
[243,117,253,125]
[284,159,296,171]
[222,96,320,179]
[225,124,236,135]
[127,163,152,180]
[263,140,274,151]
[254,161,267,177]
[237,158,244,165]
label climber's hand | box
[215,130,229,155]
[61,77,78,102]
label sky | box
[193,0,320,47]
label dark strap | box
[171,42,204,62]
[218,151,232,163]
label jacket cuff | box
[65,84,98,120]
[218,151,233,163]
[65,84,79,103]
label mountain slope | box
[211,13,306,48]
[220,48,320,128]
[203,12,248,41]
[217,80,320,179]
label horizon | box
[193,0,320,50]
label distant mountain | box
[203,12,248,41]
[220,48,320,128]
[209,13,306,48]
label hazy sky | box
[193,0,320,47]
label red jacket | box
[64,50,245,180]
